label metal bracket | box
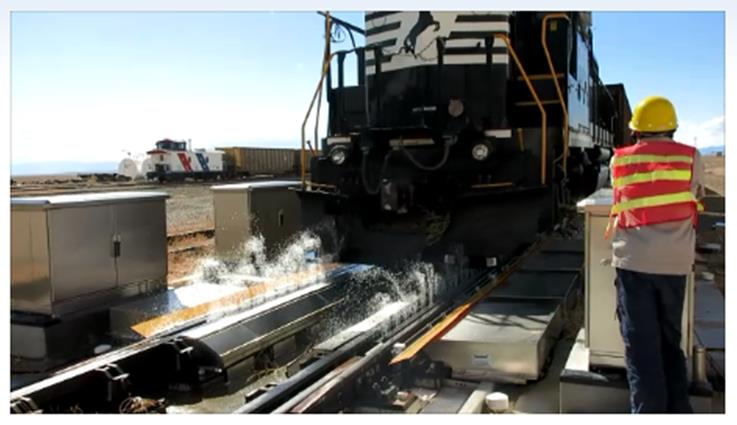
[10,396,41,414]
[94,363,131,403]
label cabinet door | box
[251,190,300,254]
[114,200,167,286]
[48,205,117,302]
[586,213,624,356]
[587,214,693,360]
[214,192,250,256]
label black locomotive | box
[299,11,631,267]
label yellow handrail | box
[495,34,547,185]
[516,73,564,81]
[301,51,337,187]
[301,13,335,188]
[313,13,332,157]
[541,13,571,178]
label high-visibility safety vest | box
[606,140,703,237]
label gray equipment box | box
[211,181,300,258]
[578,189,694,368]
[11,191,169,317]
[424,299,564,383]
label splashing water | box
[191,230,324,285]
[317,261,447,340]
[184,222,449,342]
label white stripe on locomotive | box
[365,11,511,75]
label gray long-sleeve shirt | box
[610,141,704,276]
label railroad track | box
[237,240,549,413]
[11,222,584,414]
[167,228,215,245]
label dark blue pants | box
[615,268,693,413]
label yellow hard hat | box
[629,96,678,132]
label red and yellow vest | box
[607,140,702,236]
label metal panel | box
[11,210,51,314]
[12,191,168,209]
[11,324,48,360]
[212,181,301,257]
[488,271,578,300]
[47,205,117,303]
[424,299,562,381]
[114,199,168,288]
[581,189,694,368]
[214,191,251,256]
[521,252,583,272]
[250,187,301,253]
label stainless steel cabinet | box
[211,181,300,258]
[578,189,694,368]
[11,192,169,317]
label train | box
[145,139,224,182]
[298,11,632,267]
[143,139,316,182]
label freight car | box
[298,11,631,267]
[213,146,321,178]
[146,139,224,182]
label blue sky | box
[593,12,724,148]
[11,11,724,167]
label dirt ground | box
[696,155,725,294]
[158,185,214,234]
[702,155,724,195]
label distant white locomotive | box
[146,139,224,182]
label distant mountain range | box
[700,145,725,156]
[12,161,118,177]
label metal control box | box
[212,181,301,258]
[424,299,564,382]
[11,191,168,317]
[578,189,694,368]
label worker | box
[608,95,704,413]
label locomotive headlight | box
[472,143,490,161]
[329,146,349,165]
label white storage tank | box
[141,158,154,175]
[117,157,142,180]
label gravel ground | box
[158,185,214,234]
[12,179,217,236]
